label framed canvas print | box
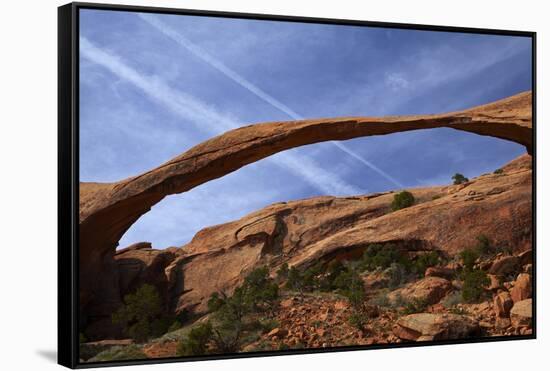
[58,2,536,368]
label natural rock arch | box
[78,91,532,334]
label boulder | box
[389,277,452,305]
[488,256,521,276]
[517,249,533,266]
[493,291,513,318]
[510,273,532,303]
[425,267,455,280]
[510,299,533,327]
[487,274,502,291]
[267,328,288,339]
[392,313,480,341]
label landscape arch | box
[78,91,532,333]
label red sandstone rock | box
[392,313,480,341]
[425,267,455,280]
[510,273,532,303]
[493,291,513,318]
[510,299,533,327]
[389,277,453,306]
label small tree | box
[475,234,491,255]
[320,260,346,291]
[206,267,280,353]
[275,263,289,283]
[285,266,306,294]
[462,270,490,303]
[177,322,213,356]
[112,284,166,342]
[402,297,429,315]
[412,251,440,276]
[452,173,469,185]
[493,168,504,174]
[241,266,279,312]
[459,248,479,272]
[387,262,407,289]
[338,264,368,331]
[391,191,415,211]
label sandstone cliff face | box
[133,155,530,316]
[79,91,533,339]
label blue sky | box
[79,9,532,249]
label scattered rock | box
[517,249,533,266]
[488,256,520,276]
[392,313,480,341]
[425,267,455,280]
[267,328,288,339]
[496,317,511,330]
[493,291,513,318]
[487,274,502,291]
[389,277,452,305]
[510,299,532,327]
[510,273,532,303]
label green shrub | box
[167,320,182,333]
[386,263,407,289]
[402,298,429,315]
[452,173,469,185]
[431,195,441,200]
[88,345,146,362]
[369,289,391,308]
[285,263,324,293]
[348,312,369,331]
[176,322,213,356]
[359,243,406,271]
[391,191,415,211]
[276,263,289,282]
[319,260,346,291]
[359,244,439,279]
[205,267,280,353]
[112,284,168,342]
[285,266,305,293]
[339,265,365,310]
[302,263,323,291]
[475,234,491,255]
[441,291,462,309]
[278,343,290,350]
[241,266,279,312]
[493,168,504,174]
[459,248,479,272]
[462,270,490,303]
[412,251,440,276]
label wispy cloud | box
[80,36,362,196]
[138,13,404,189]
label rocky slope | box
[113,154,531,321]
[80,154,533,359]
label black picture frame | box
[58,2,537,368]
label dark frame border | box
[58,2,537,369]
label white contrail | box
[80,37,362,196]
[138,13,405,189]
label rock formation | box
[392,313,480,341]
[105,153,532,339]
[79,91,533,338]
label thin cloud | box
[80,36,362,196]
[138,13,404,190]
